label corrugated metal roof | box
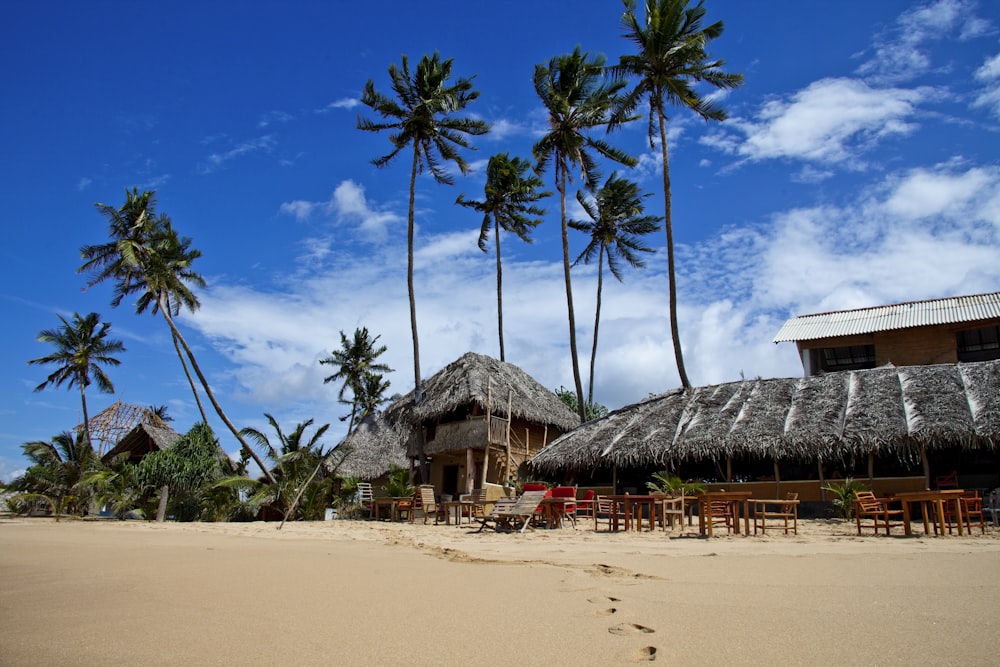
[773,292,1000,343]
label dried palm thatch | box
[101,423,180,464]
[80,401,168,456]
[531,359,1000,475]
[336,413,411,480]
[384,352,579,432]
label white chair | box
[985,488,1000,527]
[356,482,375,518]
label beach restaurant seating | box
[854,491,904,535]
[356,482,375,519]
[751,492,799,535]
[475,490,547,533]
[654,493,685,531]
[413,485,444,525]
[549,486,577,527]
[986,489,1000,527]
[593,495,626,532]
[575,489,596,518]
[959,492,985,535]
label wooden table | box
[441,500,474,525]
[694,491,752,536]
[748,498,800,535]
[894,489,966,536]
[607,495,660,532]
[373,496,413,522]
[538,496,577,528]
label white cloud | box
[973,52,1000,118]
[200,135,276,173]
[278,180,401,241]
[720,78,927,165]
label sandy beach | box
[1,516,998,666]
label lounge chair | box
[854,491,904,535]
[475,490,547,533]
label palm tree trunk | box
[78,384,92,453]
[408,146,427,481]
[494,220,505,362]
[588,250,605,406]
[558,167,587,423]
[171,328,210,426]
[157,303,276,484]
[658,110,691,389]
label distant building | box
[773,292,1000,376]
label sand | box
[1,516,998,666]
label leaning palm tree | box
[457,153,550,361]
[319,327,393,434]
[569,173,661,403]
[611,0,744,388]
[78,188,275,483]
[532,47,637,422]
[27,312,125,449]
[357,52,489,405]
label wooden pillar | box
[773,459,781,497]
[817,457,826,501]
[726,456,733,483]
[612,463,618,495]
[867,452,875,488]
[466,447,476,493]
[921,446,931,489]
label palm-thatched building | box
[101,422,181,464]
[530,360,1000,500]
[336,413,411,483]
[345,352,579,498]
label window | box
[817,344,876,372]
[957,325,1000,362]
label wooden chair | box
[475,491,547,533]
[854,491,904,535]
[593,495,626,532]
[549,486,577,527]
[654,493,685,531]
[413,485,444,525]
[356,482,375,519]
[575,489,596,518]
[705,498,736,534]
[752,492,799,535]
[935,470,959,489]
[960,492,985,535]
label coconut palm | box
[569,173,661,403]
[78,188,275,483]
[457,153,550,361]
[358,52,489,405]
[352,371,393,423]
[319,327,393,434]
[10,431,103,518]
[27,312,125,449]
[532,47,636,422]
[611,0,744,389]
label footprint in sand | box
[587,595,621,604]
[631,646,657,662]
[609,622,655,636]
[596,607,618,616]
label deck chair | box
[752,492,799,535]
[475,490,547,533]
[414,485,444,525]
[356,482,375,519]
[854,491,903,535]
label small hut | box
[374,352,580,498]
[530,359,1000,499]
[336,413,411,484]
[101,423,181,465]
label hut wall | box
[425,418,488,456]
[703,476,925,502]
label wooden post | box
[466,447,475,493]
[921,446,931,489]
[867,452,875,488]
[773,459,781,497]
[817,457,826,502]
[726,456,733,483]
[505,389,513,479]
[612,463,618,495]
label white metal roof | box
[772,292,1000,343]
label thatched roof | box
[335,414,410,480]
[101,423,181,464]
[530,359,1000,474]
[384,352,580,431]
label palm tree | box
[457,153,550,361]
[11,431,103,518]
[532,47,637,422]
[358,52,489,405]
[569,173,661,403]
[319,327,393,434]
[353,371,393,423]
[78,188,275,483]
[612,0,744,388]
[27,312,125,448]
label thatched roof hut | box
[531,359,1000,475]
[383,352,580,456]
[101,423,181,464]
[335,413,410,480]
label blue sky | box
[2,0,999,481]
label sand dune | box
[1,517,997,666]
